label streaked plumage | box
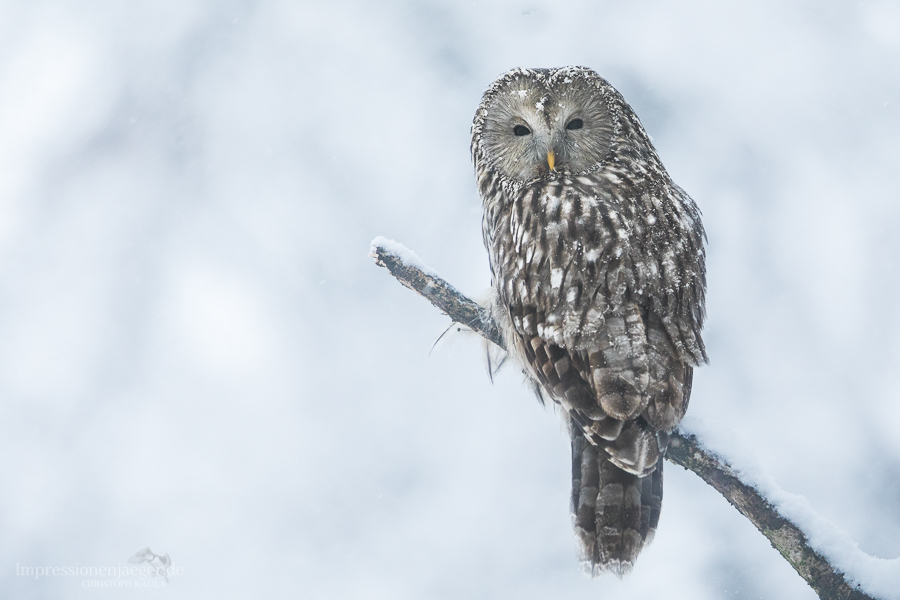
[471,67,707,574]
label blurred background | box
[1,0,899,598]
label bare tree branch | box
[370,239,879,600]
[369,238,503,349]
[665,434,872,600]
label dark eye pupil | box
[566,118,583,130]
[513,125,531,136]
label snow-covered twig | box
[665,430,882,600]
[369,237,891,600]
[368,236,503,349]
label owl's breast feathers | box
[482,164,706,467]
[486,166,706,364]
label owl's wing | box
[572,306,693,433]
[511,302,660,476]
[511,308,678,573]
[566,306,693,460]
[641,313,693,430]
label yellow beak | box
[547,150,556,171]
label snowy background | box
[2,1,899,598]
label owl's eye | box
[566,118,584,131]
[513,125,531,136]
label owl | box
[471,67,707,575]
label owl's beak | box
[547,150,556,171]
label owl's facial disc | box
[477,68,616,183]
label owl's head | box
[472,67,640,183]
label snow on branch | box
[370,237,899,600]
[368,236,503,349]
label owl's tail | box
[570,432,663,576]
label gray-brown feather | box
[473,67,706,574]
[570,425,664,575]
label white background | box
[1,1,899,598]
